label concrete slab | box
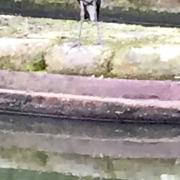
[0,70,180,123]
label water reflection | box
[0,114,180,179]
[0,167,179,180]
[0,168,77,180]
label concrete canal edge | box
[0,70,180,123]
[0,70,180,178]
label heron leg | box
[78,0,85,46]
[93,1,102,45]
[96,21,102,45]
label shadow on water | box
[1,112,180,139]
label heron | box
[77,0,102,45]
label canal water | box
[0,168,77,180]
[0,160,179,180]
[0,113,180,179]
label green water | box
[0,168,78,180]
[0,167,179,180]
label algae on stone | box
[0,37,55,71]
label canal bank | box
[0,13,180,179]
[0,70,180,123]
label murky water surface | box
[0,114,180,179]
[0,165,180,180]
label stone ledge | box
[0,70,180,123]
[1,15,180,79]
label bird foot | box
[95,40,103,46]
[72,41,81,48]
[69,41,82,48]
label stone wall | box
[1,15,180,80]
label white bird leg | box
[78,0,85,46]
[93,0,102,45]
[24,17,29,35]
[96,20,102,45]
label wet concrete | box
[0,70,180,124]
[0,112,180,158]
[1,111,180,140]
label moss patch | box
[23,53,47,71]
[34,151,49,166]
